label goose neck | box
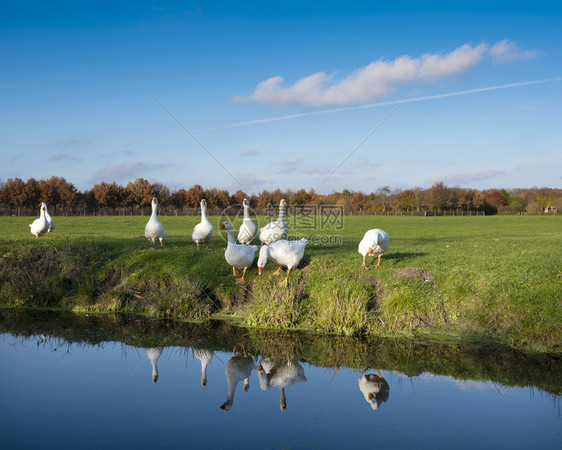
[225,228,236,244]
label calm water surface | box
[0,312,560,449]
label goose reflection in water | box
[145,348,163,383]
[258,358,307,411]
[193,348,214,387]
[358,369,389,410]
[220,344,257,411]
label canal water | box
[0,310,559,449]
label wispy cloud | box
[49,153,82,162]
[490,40,541,63]
[94,161,167,183]
[436,170,505,186]
[215,77,562,129]
[233,41,540,108]
[56,136,89,151]
[277,158,303,174]
[240,149,257,157]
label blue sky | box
[1,1,561,194]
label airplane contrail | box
[206,77,562,130]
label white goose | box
[258,359,307,411]
[221,221,258,284]
[29,203,48,237]
[257,238,308,286]
[193,348,214,387]
[237,198,258,244]
[41,202,55,233]
[192,199,213,251]
[144,197,166,247]
[358,369,390,410]
[145,347,163,383]
[358,228,390,269]
[259,199,288,245]
[220,344,257,411]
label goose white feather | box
[220,345,257,411]
[358,228,390,269]
[144,197,166,246]
[358,369,390,410]
[237,198,258,244]
[194,348,214,387]
[145,347,163,383]
[221,221,257,284]
[41,202,55,233]
[259,199,288,245]
[192,199,213,251]
[257,238,308,285]
[29,203,48,237]
[258,358,307,411]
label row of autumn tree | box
[1,176,560,215]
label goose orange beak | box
[368,247,373,256]
[258,267,263,275]
[220,223,225,229]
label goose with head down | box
[258,238,308,286]
[29,203,48,237]
[358,228,390,269]
[221,221,258,284]
[144,197,166,247]
[259,199,288,245]
[192,199,213,251]
[358,369,390,410]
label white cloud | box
[490,40,541,63]
[233,41,539,108]
[240,149,257,157]
[94,161,167,183]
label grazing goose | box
[358,229,390,269]
[221,221,258,284]
[144,197,166,247]
[257,238,308,286]
[194,348,214,387]
[220,344,257,411]
[145,347,163,383]
[192,199,213,251]
[29,203,48,237]
[41,202,55,233]
[259,199,288,245]
[358,369,390,410]
[258,358,307,411]
[237,198,258,244]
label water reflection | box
[145,347,163,383]
[193,348,214,387]
[220,344,257,411]
[358,369,390,410]
[258,358,307,411]
[1,310,561,449]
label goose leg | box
[377,254,382,267]
[235,268,247,285]
[159,238,164,247]
[362,255,369,270]
[273,265,283,276]
[196,242,200,251]
[282,269,290,286]
[232,266,239,277]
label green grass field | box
[1,214,561,352]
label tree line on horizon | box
[0,176,560,216]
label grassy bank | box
[0,215,560,352]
